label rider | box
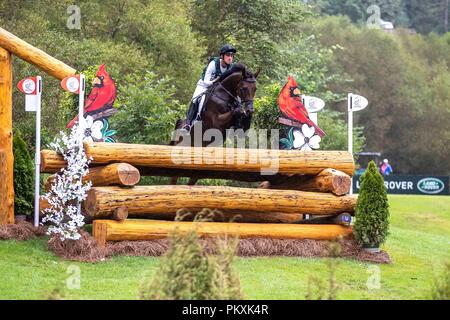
[183,44,236,130]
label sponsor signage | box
[353,175,449,195]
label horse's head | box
[238,67,260,117]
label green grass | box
[0,195,449,299]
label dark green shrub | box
[354,161,390,248]
[13,131,35,215]
[139,214,243,300]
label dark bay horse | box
[170,63,259,185]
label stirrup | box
[180,123,192,133]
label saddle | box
[189,82,220,122]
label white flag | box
[302,95,325,113]
[349,93,368,112]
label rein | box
[217,82,240,103]
[215,77,256,105]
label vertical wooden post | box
[0,47,14,224]
[0,148,8,223]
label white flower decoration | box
[293,124,321,150]
[42,121,92,241]
[81,115,104,142]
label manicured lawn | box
[0,195,449,299]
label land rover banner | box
[353,175,449,195]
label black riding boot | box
[184,99,199,128]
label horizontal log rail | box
[41,143,355,176]
[85,185,357,219]
[84,142,355,176]
[0,27,76,80]
[44,162,140,190]
[93,219,353,246]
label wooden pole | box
[82,142,355,176]
[40,150,351,195]
[39,197,51,216]
[132,210,304,224]
[85,185,357,219]
[93,219,353,246]
[40,149,67,173]
[44,162,141,190]
[0,149,9,224]
[0,27,76,80]
[298,213,352,226]
[0,48,14,224]
[39,196,88,221]
[41,146,355,178]
[39,195,302,223]
[112,206,128,221]
[128,211,303,224]
[259,168,351,196]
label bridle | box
[214,76,256,108]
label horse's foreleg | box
[170,176,179,185]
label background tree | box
[311,16,450,174]
[0,0,448,175]
[404,0,449,34]
[190,0,317,83]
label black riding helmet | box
[220,44,236,56]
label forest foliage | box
[0,0,448,174]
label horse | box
[170,63,259,185]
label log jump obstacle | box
[41,142,357,246]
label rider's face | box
[223,52,234,65]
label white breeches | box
[191,82,208,118]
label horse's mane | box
[219,63,246,82]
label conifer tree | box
[354,160,390,248]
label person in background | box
[380,158,393,176]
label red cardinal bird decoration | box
[67,64,117,128]
[277,76,325,137]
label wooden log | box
[85,185,357,219]
[93,219,353,246]
[0,149,9,224]
[112,206,128,221]
[0,27,76,80]
[39,151,341,190]
[0,48,14,224]
[259,168,351,196]
[44,163,140,190]
[39,197,51,215]
[39,197,89,221]
[129,210,304,224]
[83,142,355,176]
[40,150,66,173]
[299,213,353,226]
[138,166,266,182]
